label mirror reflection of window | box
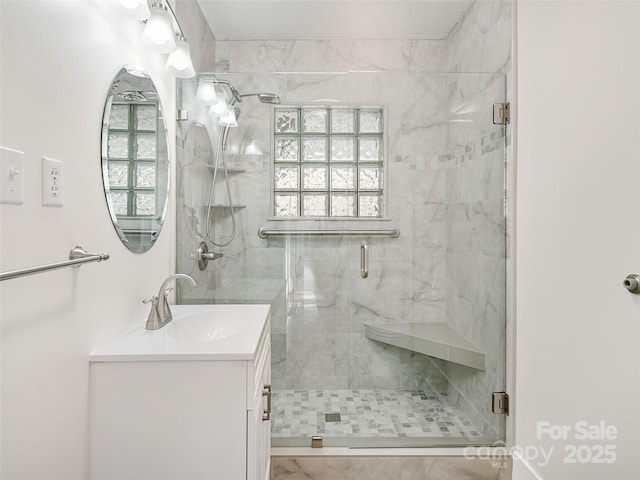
[107,103,158,217]
[101,65,170,254]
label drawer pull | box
[262,384,272,421]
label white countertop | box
[90,304,271,362]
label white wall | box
[0,1,177,478]
[515,1,640,479]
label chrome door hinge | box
[492,392,509,415]
[493,103,510,125]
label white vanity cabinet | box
[89,305,271,480]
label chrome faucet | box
[143,273,197,330]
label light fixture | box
[164,35,195,78]
[142,2,177,54]
[116,0,196,79]
[209,89,230,117]
[196,77,218,105]
[210,99,229,117]
[119,0,150,21]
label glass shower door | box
[269,227,351,447]
[345,71,508,447]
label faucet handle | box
[163,287,174,297]
[143,296,159,306]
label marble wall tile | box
[447,364,505,440]
[412,168,447,206]
[216,40,448,74]
[172,0,216,72]
[445,0,513,75]
[317,40,446,72]
[215,41,321,73]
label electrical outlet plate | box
[0,146,24,205]
[42,156,63,207]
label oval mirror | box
[101,65,170,253]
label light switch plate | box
[42,156,63,207]
[0,146,24,205]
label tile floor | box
[271,389,481,438]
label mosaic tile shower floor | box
[271,389,481,438]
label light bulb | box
[196,77,218,105]
[119,0,151,21]
[142,3,177,54]
[209,94,229,117]
[165,35,195,78]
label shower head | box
[238,93,281,104]
[257,93,280,104]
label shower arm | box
[212,79,242,105]
[210,80,280,106]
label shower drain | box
[324,413,342,423]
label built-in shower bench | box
[364,322,485,370]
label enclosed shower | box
[175,64,508,448]
[175,0,512,447]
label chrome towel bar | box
[0,246,110,282]
[258,227,400,239]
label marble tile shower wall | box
[176,0,512,439]
[172,0,216,72]
[176,70,453,392]
[173,0,221,304]
[214,39,447,73]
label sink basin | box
[90,304,271,361]
[168,310,244,342]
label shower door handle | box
[361,241,369,279]
[262,384,272,421]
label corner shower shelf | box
[207,165,246,174]
[364,322,485,370]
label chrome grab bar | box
[258,227,400,239]
[361,241,369,279]
[0,246,110,282]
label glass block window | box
[273,106,385,218]
[107,103,158,217]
